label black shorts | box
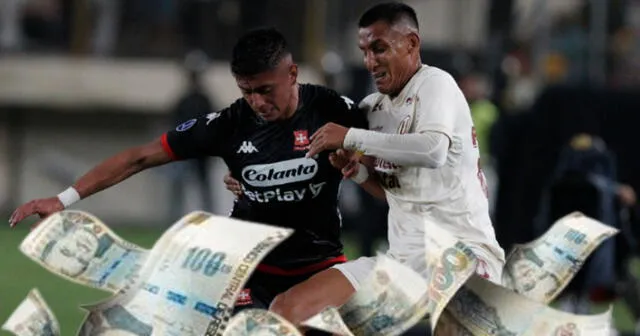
[232,267,341,336]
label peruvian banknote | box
[77,213,293,336]
[19,210,148,293]
[502,211,619,303]
[447,274,613,335]
[337,255,429,336]
[433,310,472,336]
[223,309,301,336]
[303,220,478,335]
[301,307,353,336]
[2,288,60,336]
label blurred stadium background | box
[1,0,640,334]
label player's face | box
[235,60,298,122]
[358,21,417,96]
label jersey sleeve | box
[330,93,369,129]
[414,73,461,139]
[162,108,233,160]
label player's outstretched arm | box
[9,137,172,227]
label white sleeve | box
[413,73,460,140]
[343,129,448,168]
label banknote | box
[302,221,478,336]
[447,274,613,336]
[301,306,354,336]
[420,221,479,330]
[2,288,60,336]
[502,211,619,303]
[78,213,293,336]
[433,310,472,336]
[19,210,148,293]
[330,255,428,336]
[223,309,301,336]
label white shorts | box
[332,246,504,291]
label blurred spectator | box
[538,133,637,314]
[91,0,120,56]
[459,73,499,213]
[610,26,640,87]
[0,0,26,51]
[0,0,65,52]
[169,50,215,219]
[459,73,498,161]
[548,12,589,84]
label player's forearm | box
[358,176,387,200]
[343,129,448,168]
[72,139,171,199]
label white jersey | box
[359,65,505,270]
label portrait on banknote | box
[37,212,116,278]
[503,247,561,298]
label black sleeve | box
[328,92,369,129]
[162,107,233,160]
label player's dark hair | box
[231,27,291,77]
[358,2,419,31]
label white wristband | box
[57,187,81,208]
[350,163,369,184]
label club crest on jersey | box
[235,288,253,306]
[176,119,197,132]
[293,130,310,151]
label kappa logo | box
[206,112,221,125]
[341,95,355,109]
[237,141,258,154]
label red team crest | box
[235,288,253,306]
[293,130,309,151]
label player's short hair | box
[231,27,291,77]
[358,2,419,31]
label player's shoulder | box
[358,92,384,112]
[415,66,458,92]
[299,83,359,117]
[300,83,351,106]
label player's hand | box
[329,149,360,179]
[307,123,350,158]
[9,197,63,228]
[223,172,243,198]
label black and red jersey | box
[162,84,367,273]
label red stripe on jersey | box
[256,255,347,276]
[160,133,178,161]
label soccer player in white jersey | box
[232,2,507,328]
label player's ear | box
[288,64,298,85]
[407,33,420,53]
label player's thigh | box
[269,264,369,325]
[331,256,378,290]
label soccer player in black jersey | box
[9,28,366,317]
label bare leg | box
[269,268,355,326]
